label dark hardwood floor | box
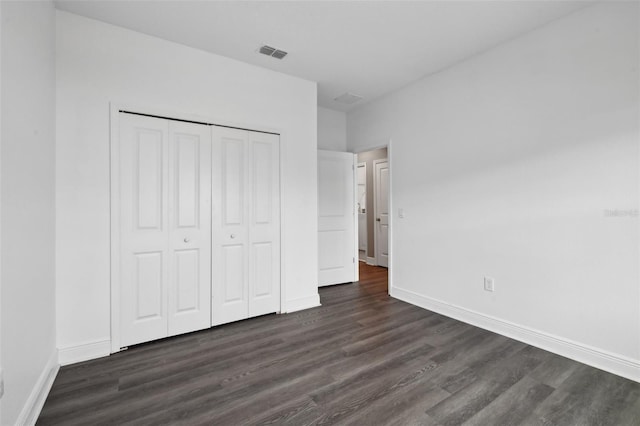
[38,263,640,425]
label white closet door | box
[318,150,357,286]
[167,121,212,336]
[212,127,250,325]
[119,114,212,347]
[212,127,281,325]
[248,131,280,317]
[119,114,170,347]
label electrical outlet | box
[398,208,405,218]
[484,277,495,292]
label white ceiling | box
[55,1,592,112]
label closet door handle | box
[184,237,190,243]
[230,234,236,239]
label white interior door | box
[212,127,281,325]
[119,114,212,347]
[318,150,357,286]
[119,114,170,347]
[374,159,389,268]
[167,121,212,337]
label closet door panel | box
[222,139,244,226]
[134,252,164,320]
[222,244,245,302]
[176,136,198,227]
[174,249,200,312]
[168,121,212,336]
[212,127,250,325]
[119,114,170,347]
[136,134,163,229]
[252,242,273,298]
[249,132,280,317]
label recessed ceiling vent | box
[334,92,364,105]
[259,45,288,60]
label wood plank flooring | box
[38,264,640,425]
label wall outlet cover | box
[484,277,495,292]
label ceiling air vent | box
[259,45,276,56]
[259,45,288,60]
[334,92,364,105]
[271,49,288,59]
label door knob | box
[230,234,236,239]
[376,218,381,222]
[184,237,190,243]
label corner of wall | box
[15,350,59,426]
[58,339,111,366]
[317,107,347,151]
[285,294,321,313]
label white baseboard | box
[366,256,377,266]
[16,349,59,426]
[58,339,111,366]
[391,286,640,383]
[285,294,321,313]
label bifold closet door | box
[119,114,212,347]
[247,131,281,318]
[211,127,280,326]
[167,121,212,337]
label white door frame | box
[353,157,360,282]
[109,102,286,353]
[352,141,393,294]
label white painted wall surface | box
[0,4,3,422]
[317,106,347,151]
[348,3,640,377]
[1,1,58,424]
[56,11,318,356]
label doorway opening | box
[355,146,389,292]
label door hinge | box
[353,257,356,263]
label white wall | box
[0,4,3,422]
[348,2,640,380]
[56,11,318,359]
[1,1,58,424]
[318,106,347,151]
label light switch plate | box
[484,277,495,292]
